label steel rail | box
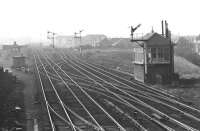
[56,52,175,131]
[79,84,177,131]
[100,73,200,121]
[68,51,178,98]
[98,80,200,124]
[74,79,200,123]
[69,53,176,98]
[71,53,200,115]
[36,54,99,130]
[103,99,148,131]
[123,87,200,123]
[66,52,200,121]
[62,52,199,131]
[63,104,101,130]
[34,55,56,131]
[36,53,77,131]
[39,58,110,130]
[47,103,84,131]
[48,63,200,130]
[42,52,127,131]
[40,53,105,131]
[74,56,199,131]
[42,62,95,84]
[67,68,200,125]
[63,51,178,102]
[38,69,98,89]
[41,66,94,85]
[48,57,184,115]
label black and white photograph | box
[0,0,200,130]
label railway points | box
[32,47,200,131]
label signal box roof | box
[131,32,172,47]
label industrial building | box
[132,21,174,84]
[2,41,26,57]
[83,34,107,47]
[2,41,21,52]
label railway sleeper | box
[103,99,147,131]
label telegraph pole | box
[47,31,56,48]
[74,30,84,55]
[79,30,84,54]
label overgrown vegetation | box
[175,37,200,66]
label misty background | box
[0,0,200,45]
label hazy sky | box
[0,0,199,42]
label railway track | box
[33,48,200,131]
[59,49,200,130]
[64,50,200,115]
[34,51,147,131]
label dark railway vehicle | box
[12,55,26,68]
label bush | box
[175,37,200,66]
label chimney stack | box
[161,20,164,36]
[165,20,168,38]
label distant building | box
[2,41,25,56]
[82,34,107,47]
[132,32,174,84]
[54,34,107,48]
[3,41,20,51]
[193,40,200,55]
[55,35,75,48]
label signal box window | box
[149,47,170,63]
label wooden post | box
[143,43,147,82]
